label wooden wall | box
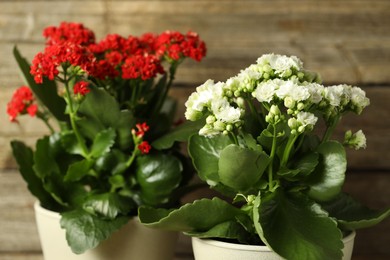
[0,1,389,259]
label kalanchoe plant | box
[7,22,206,253]
[139,54,390,260]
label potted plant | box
[6,22,206,259]
[139,53,390,260]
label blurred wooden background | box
[0,1,389,259]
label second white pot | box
[192,231,356,260]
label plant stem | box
[322,114,341,143]
[63,71,90,159]
[281,134,298,167]
[36,112,55,134]
[229,131,239,145]
[267,125,278,190]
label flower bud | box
[206,115,216,124]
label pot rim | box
[192,230,356,252]
[34,201,61,220]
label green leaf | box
[33,136,60,179]
[320,192,390,230]
[139,197,244,232]
[185,220,251,244]
[188,134,234,184]
[83,193,133,219]
[152,120,205,150]
[89,128,116,158]
[278,153,319,181]
[136,153,183,206]
[77,88,135,147]
[306,141,346,201]
[13,46,67,122]
[253,190,344,260]
[60,131,84,156]
[60,209,129,254]
[10,141,58,209]
[218,144,270,192]
[64,160,93,182]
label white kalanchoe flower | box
[344,130,367,150]
[324,85,345,107]
[184,80,224,121]
[257,53,303,77]
[211,98,242,125]
[289,111,318,133]
[236,67,261,93]
[350,86,370,114]
[305,82,324,104]
[253,78,281,103]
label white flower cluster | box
[184,54,370,136]
[344,130,367,150]
[185,79,244,136]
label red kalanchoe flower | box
[138,141,151,154]
[134,122,150,137]
[122,54,164,80]
[30,41,95,84]
[154,30,206,62]
[43,22,95,46]
[6,86,37,122]
[73,81,90,96]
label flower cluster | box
[8,22,206,254]
[185,53,369,147]
[30,22,206,87]
[6,86,38,122]
[140,53,389,260]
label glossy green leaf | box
[89,128,116,158]
[218,144,270,192]
[152,120,205,150]
[77,88,135,147]
[64,160,93,182]
[253,190,343,260]
[185,220,251,244]
[136,153,182,206]
[188,134,234,184]
[320,192,390,230]
[278,152,319,181]
[83,193,133,219]
[306,141,346,201]
[10,141,58,209]
[139,197,244,232]
[13,46,67,122]
[60,209,129,254]
[60,131,85,156]
[33,136,60,179]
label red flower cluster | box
[138,141,151,154]
[132,122,151,154]
[7,86,38,122]
[134,122,150,137]
[73,81,90,95]
[43,22,95,46]
[30,22,207,84]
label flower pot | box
[34,201,178,260]
[192,231,356,260]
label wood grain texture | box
[0,0,389,259]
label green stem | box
[63,72,90,159]
[36,111,55,134]
[153,61,179,115]
[281,134,298,167]
[229,132,239,145]
[322,114,341,143]
[267,125,278,190]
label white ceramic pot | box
[192,231,356,260]
[34,201,178,260]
